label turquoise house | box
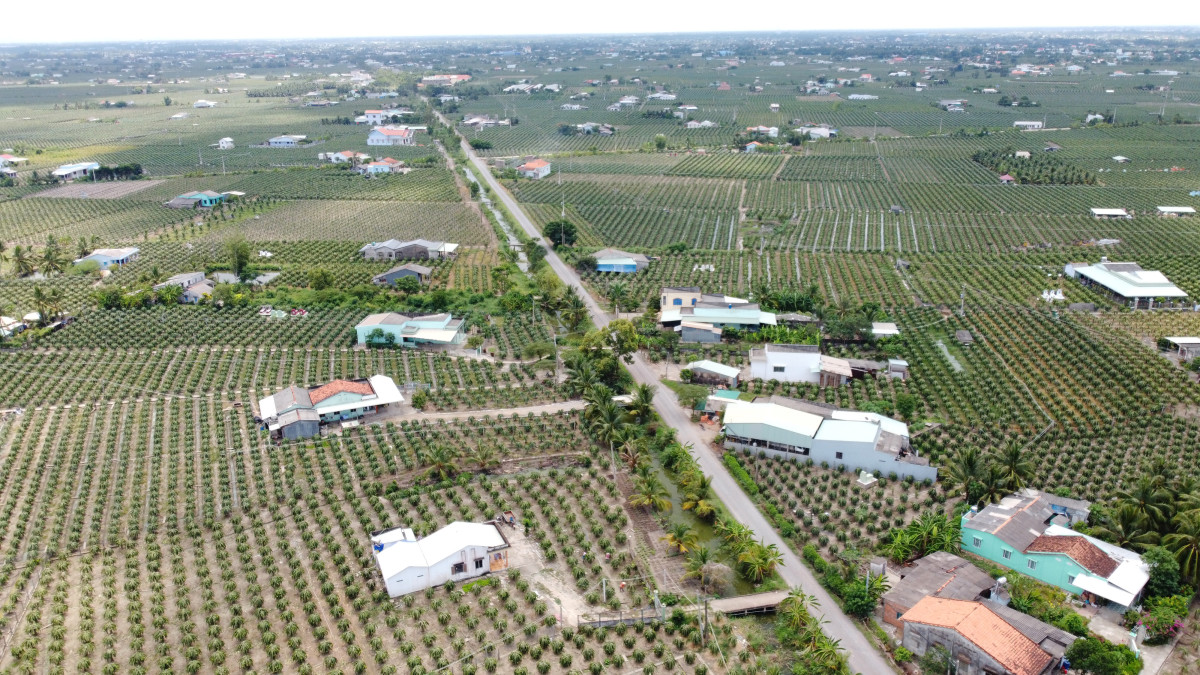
[168,190,227,208]
[961,490,1149,610]
[356,312,467,348]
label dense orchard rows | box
[230,201,489,245]
[0,346,570,409]
[732,450,941,559]
[0,396,735,674]
[0,198,188,244]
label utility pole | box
[960,284,966,317]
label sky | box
[5,0,1200,44]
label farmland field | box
[5,31,1200,675]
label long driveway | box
[446,121,890,674]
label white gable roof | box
[375,522,507,578]
[685,360,740,379]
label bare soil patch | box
[29,179,163,199]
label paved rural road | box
[448,125,890,674]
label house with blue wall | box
[167,190,227,208]
[593,248,649,273]
[257,375,404,440]
[961,490,1149,610]
[356,312,467,348]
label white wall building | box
[373,522,511,597]
[218,138,234,150]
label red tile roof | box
[902,598,1052,675]
[1025,535,1118,577]
[309,379,375,405]
[520,159,550,170]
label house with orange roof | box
[900,597,1075,675]
[368,125,416,146]
[962,489,1148,610]
[517,158,551,179]
[256,375,404,440]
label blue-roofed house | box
[593,248,650,273]
[356,312,467,348]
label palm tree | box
[12,245,35,277]
[991,442,1036,492]
[681,473,716,521]
[1164,514,1200,584]
[661,522,698,554]
[628,474,671,512]
[944,446,984,503]
[422,445,460,483]
[627,383,656,424]
[582,383,615,415]
[777,588,819,633]
[564,358,599,397]
[46,288,63,320]
[561,287,588,332]
[1092,505,1160,551]
[715,515,756,555]
[683,547,714,589]
[607,281,628,317]
[31,286,49,325]
[470,445,501,474]
[908,512,961,557]
[618,433,647,472]
[587,400,629,478]
[156,283,184,305]
[1117,475,1172,530]
[975,463,1011,507]
[41,237,65,275]
[738,541,783,583]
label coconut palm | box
[41,237,66,275]
[1164,514,1200,584]
[587,400,629,477]
[738,541,783,583]
[12,245,35,277]
[777,588,820,633]
[991,441,1036,492]
[715,515,756,555]
[423,445,460,483]
[627,383,656,424]
[975,463,1011,507]
[1116,475,1172,530]
[561,287,588,332]
[618,433,647,471]
[470,445,501,474]
[564,358,600,397]
[661,522,698,554]
[582,383,615,415]
[944,446,984,502]
[607,282,628,317]
[628,474,671,512]
[1092,505,1160,551]
[683,547,714,588]
[31,286,49,325]
[156,283,184,305]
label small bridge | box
[707,590,789,616]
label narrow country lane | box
[437,109,892,674]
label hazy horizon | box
[4,0,1199,46]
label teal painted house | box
[356,312,466,348]
[961,490,1149,610]
[167,190,227,208]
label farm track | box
[453,121,895,675]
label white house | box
[722,396,933,481]
[218,138,234,150]
[1067,259,1187,309]
[367,126,415,146]
[517,158,551,180]
[647,92,677,101]
[847,94,878,100]
[1158,206,1196,217]
[746,125,779,138]
[373,521,511,598]
[75,247,139,269]
[52,162,100,181]
[328,150,371,164]
[193,100,216,108]
[1013,121,1044,130]
[561,104,585,111]
[0,154,27,167]
[686,120,717,129]
[268,135,306,148]
[749,344,850,387]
